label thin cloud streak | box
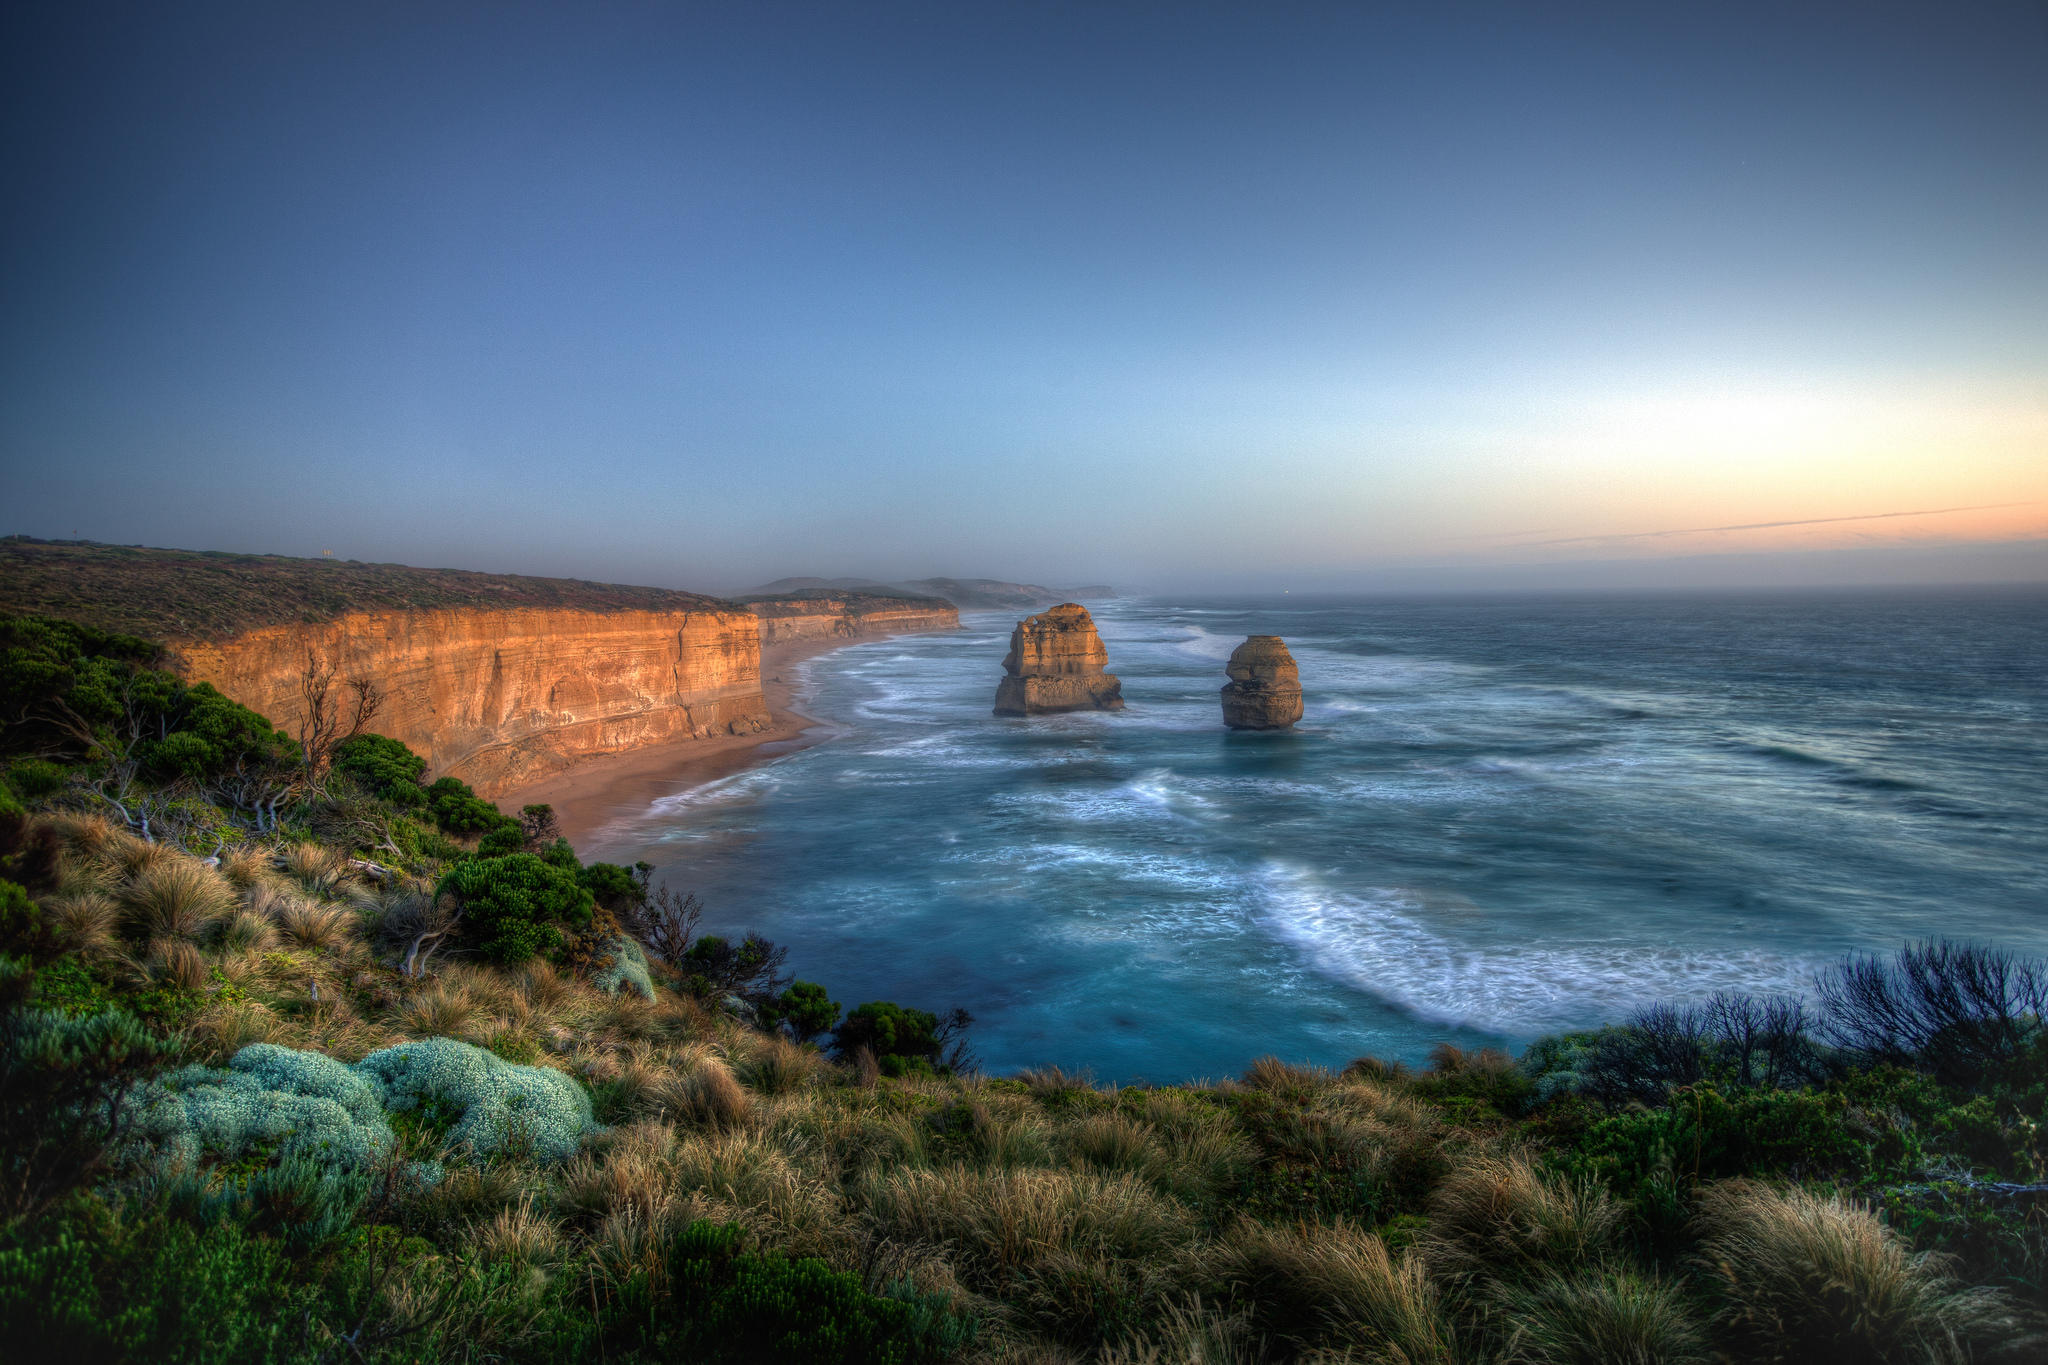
[1516,502,2038,550]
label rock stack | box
[1221,636,1303,730]
[993,603,1125,715]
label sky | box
[3,1,2045,595]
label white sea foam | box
[1257,866,1821,1035]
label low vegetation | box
[1,608,2043,1361]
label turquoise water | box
[583,591,2048,1083]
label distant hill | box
[739,587,954,617]
[740,575,1116,611]
[0,538,736,641]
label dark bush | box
[1817,940,2047,1089]
[436,854,594,963]
[578,860,644,913]
[682,933,791,1002]
[832,1002,974,1078]
[475,822,527,859]
[575,1219,957,1363]
[0,957,163,1224]
[425,776,505,836]
[762,981,841,1043]
[330,733,429,808]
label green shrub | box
[1,959,165,1223]
[0,1202,315,1363]
[425,776,506,836]
[437,853,593,963]
[6,759,67,799]
[475,822,527,858]
[591,935,655,1001]
[764,981,841,1043]
[137,1042,395,1176]
[578,860,643,911]
[356,1037,595,1162]
[576,1219,957,1363]
[833,1002,942,1077]
[330,733,428,808]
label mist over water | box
[585,592,2048,1082]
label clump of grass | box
[190,1002,284,1060]
[271,897,357,952]
[1491,1269,1709,1365]
[281,843,350,897]
[141,936,211,991]
[1065,1111,1166,1180]
[398,981,480,1038]
[217,844,277,892]
[1694,1179,2018,1363]
[1104,1293,1259,1365]
[1241,1055,1332,1096]
[117,855,235,942]
[473,1197,562,1270]
[1207,1217,1456,1361]
[731,1033,823,1096]
[43,890,119,955]
[861,1165,1195,1343]
[216,907,280,954]
[1017,1064,1096,1100]
[1424,1155,1621,1283]
[648,1051,754,1131]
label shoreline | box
[493,634,879,854]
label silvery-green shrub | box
[356,1037,594,1162]
[137,1042,396,1173]
[593,934,655,1002]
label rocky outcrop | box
[993,604,1124,715]
[746,594,960,647]
[1221,636,1303,730]
[172,607,770,797]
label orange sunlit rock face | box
[171,607,770,796]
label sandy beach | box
[494,635,864,854]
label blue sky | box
[3,2,2045,592]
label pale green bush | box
[592,934,655,1001]
[357,1036,595,1162]
[139,1042,395,1173]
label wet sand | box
[493,636,859,855]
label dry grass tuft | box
[1241,1055,1332,1094]
[216,907,281,954]
[473,1198,562,1269]
[143,936,211,992]
[1016,1064,1096,1099]
[1694,1179,2018,1363]
[398,981,480,1038]
[43,891,119,955]
[1103,1293,1259,1365]
[117,855,235,942]
[647,1052,755,1130]
[1423,1155,1620,1282]
[1065,1111,1166,1179]
[281,842,351,897]
[1492,1269,1709,1365]
[217,844,278,892]
[190,1002,285,1060]
[732,1033,824,1096]
[270,896,358,952]
[1208,1217,1456,1361]
[515,959,576,1012]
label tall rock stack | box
[993,603,1125,715]
[1221,636,1303,730]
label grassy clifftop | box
[0,538,737,641]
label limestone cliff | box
[172,607,771,797]
[993,603,1124,715]
[746,593,960,647]
[1221,636,1303,730]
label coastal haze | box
[4,3,2046,595]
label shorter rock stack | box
[1221,636,1303,730]
[993,603,1125,715]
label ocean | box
[582,591,2048,1083]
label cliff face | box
[171,607,770,797]
[993,603,1124,715]
[749,596,960,647]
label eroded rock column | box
[993,603,1125,715]
[1221,635,1303,729]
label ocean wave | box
[1257,866,1821,1035]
